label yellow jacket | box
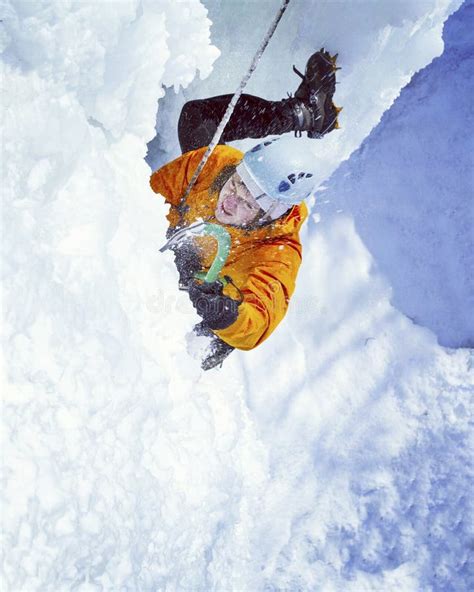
[150,145,308,350]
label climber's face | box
[215,172,264,227]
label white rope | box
[177,0,291,217]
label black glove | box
[188,280,240,330]
[172,240,202,288]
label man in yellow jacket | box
[150,50,340,368]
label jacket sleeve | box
[214,238,303,350]
[149,146,243,205]
[149,147,206,205]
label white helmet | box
[236,136,318,221]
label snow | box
[317,1,474,348]
[2,1,472,591]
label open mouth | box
[221,197,234,216]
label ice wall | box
[317,0,474,348]
[2,1,472,591]
[148,0,463,176]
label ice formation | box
[2,0,472,590]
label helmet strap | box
[257,201,280,224]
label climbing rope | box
[175,0,291,228]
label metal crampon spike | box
[292,64,305,80]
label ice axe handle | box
[199,224,231,284]
[159,222,231,285]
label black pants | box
[178,94,292,154]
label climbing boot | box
[285,48,342,138]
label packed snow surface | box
[2,1,473,591]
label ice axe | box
[159,222,231,285]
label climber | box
[150,50,341,369]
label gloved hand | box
[188,280,240,330]
[171,241,202,288]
